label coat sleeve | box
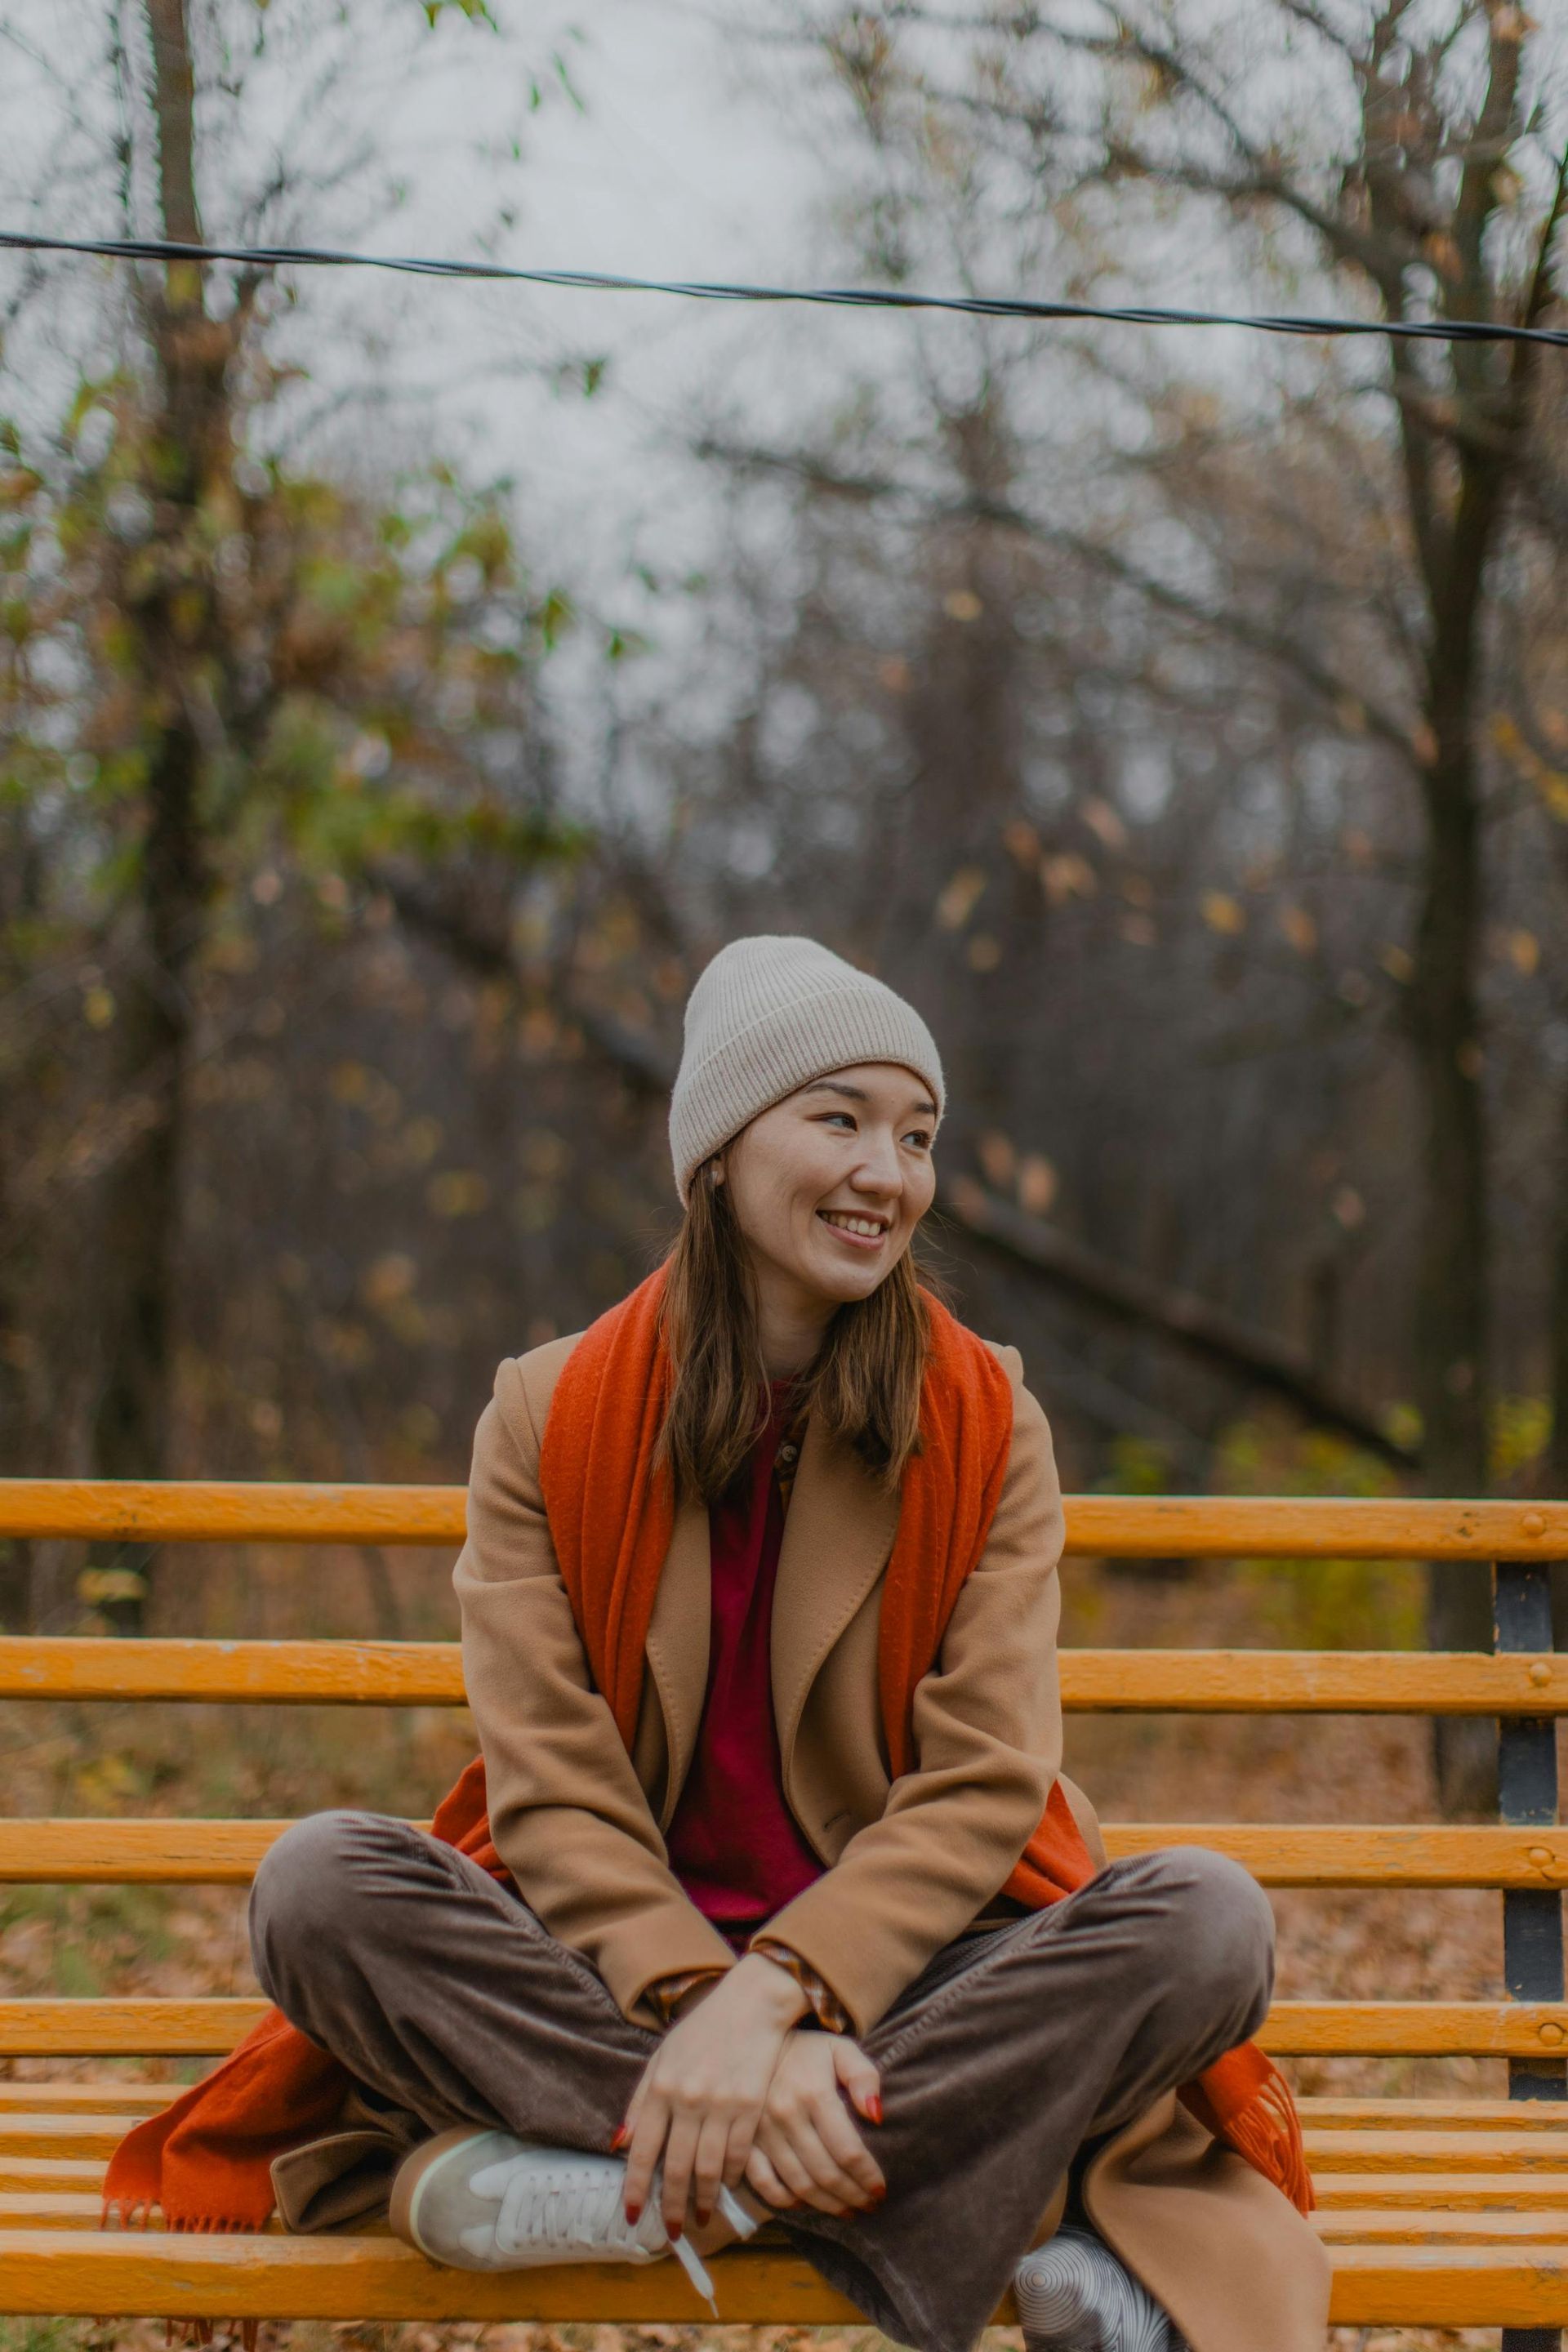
[745,1352,1067,2036]
[453,1353,737,2025]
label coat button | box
[777,1443,798,1463]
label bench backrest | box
[0,1484,1565,2079]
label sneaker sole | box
[390,2125,521,2264]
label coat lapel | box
[644,1485,710,1829]
[769,1403,902,1773]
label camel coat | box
[452,1329,1330,2352]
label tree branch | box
[937,1176,1417,1468]
[697,436,1419,757]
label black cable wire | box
[3,228,1566,349]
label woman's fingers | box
[659,2109,702,2238]
[764,2069,870,2207]
[806,2079,886,2200]
[786,2109,870,2207]
[615,2073,648,2152]
[831,2037,884,2124]
[721,2106,761,2192]
[621,2091,668,2225]
[755,2117,851,2216]
[690,2112,733,2227]
[742,2142,797,2212]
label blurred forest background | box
[2,14,1568,2292]
[3,0,1566,1775]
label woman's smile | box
[816,1207,891,1250]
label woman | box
[105,933,1329,2352]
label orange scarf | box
[103,1262,1310,2238]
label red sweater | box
[664,1378,824,1946]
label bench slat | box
[0,2085,173,2114]
[0,1483,466,1547]
[0,2162,107,2191]
[1,1481,1564,1557]
[19,2163,1568,2212]
[1305,2131,1568,2171]
[5,1815,1568,1887]
[0,1639,466,1705]
[1330,2245,1568,2326]
[1107,1824,1568,1888]
[1067,1651,1568,1713]
[3,2226,1568,2327]
[15,2192,1568,2248]
[0,2230,867,2323]
[1260,2006,1568,2056]
[1,2084,1557,2127]
[2,1997,1562,2056]
[1316,2210,1568,2242]
[8,2115,1565,2167]
[1314,2174,1568,2209]
[0,2118,156,2157]
[8,1638,1568,1713]
[1299,2100,1568,2131]
[0,2002,270,2055]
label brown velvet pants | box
[248,1811,1275,2352]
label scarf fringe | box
[163,2318,261,2350]
[100,2195,155,2230]
[1202,2066,1316,2216]
[102,2192,270,2345]
[100,2196,271,2235]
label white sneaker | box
[389,2125,757,2311]
[1013,2223,1187,2351]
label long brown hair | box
[654,1147,957,1508]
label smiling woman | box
[105,933,1327,2352]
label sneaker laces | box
[483,2154,645,2261]
[649,2170,760,2314]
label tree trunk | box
[0,1188,33,1629]
[1410,742,1494,1811]
[87,0,226,1633]
[1548,1081,1568,1652]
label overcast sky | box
[9,0,1562,813]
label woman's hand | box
[745,2030,885,2216]
[618,1953,808,2238]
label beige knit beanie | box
[669,934,946,1206]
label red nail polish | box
[610,2124,629,2153]
[695,2207,711,2228]
[668,2220,683,2242]
[866,2094,884,2124]
[625,2202,641,2224]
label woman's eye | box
[818,1112,930,1146]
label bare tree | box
[719,0,1566,1807]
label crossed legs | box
[251,1813,1274,2352]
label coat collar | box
[642,1403,901,1824]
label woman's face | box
[714,1061,939,1308]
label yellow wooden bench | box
[2,1483,1567,2345]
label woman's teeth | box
[818,1211,887,1240]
